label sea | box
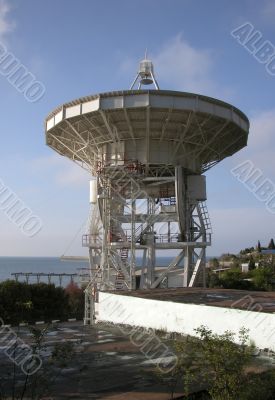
[0,256,213,287]
[0,256,175,287]
[0,257,85,287]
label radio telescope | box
[45,56,249,324]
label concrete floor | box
[0,317,274,399]
[0,321,184,400]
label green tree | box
[256,240,262,253]
[240,370,275,399]
[194,326,253,400]
[29,283,69,321]
[248,256,256,271]
[156,334,207,399]
[207,271,221,288]
[0,280,31,324]
[0,280,71,324]
[65,282,84,319]
[211,258,219,269]
[219,269,252,290]
[158,327,275,399]
[167,327,254,400]
[251,267,274,291]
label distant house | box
[212,267,231,273]
[262,249,275,255]
[219,261,235,268]
[241,263,259,273]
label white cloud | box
[31,154,91,187]
[249,109,275,149]
[0,0,14,40]
[261,0,275,22]
[122,34,233,100]
[229,108,275,176]
[209,108,275,255]
[153,34,215,94]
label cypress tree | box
[256,240,262,253]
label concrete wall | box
[98,292,275,351]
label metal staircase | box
[114,248,128,290]
[115,271,126,290]
[188,201,212,288]
[199,201,212,233]
[83,268,103,324]
[110,227,130,290]
[169,196,176,206]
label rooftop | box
[111,288,275,313]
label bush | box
[0,280,32,323]
[250,267,274,291]
[65,282,84,319]
[160,327,266,400]
[30,283,69,322]
[240,370,275,400]
[219,269,254,290]
[0,280,82,324]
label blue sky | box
[0,0,275,256]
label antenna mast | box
[130,51,159,90]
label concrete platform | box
[0,321,180,399]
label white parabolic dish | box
[46,89,249,174]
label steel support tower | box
[45,57,249,324]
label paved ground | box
[0,315,274,399]
[0,321,184,400]
[114,288,275,313]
